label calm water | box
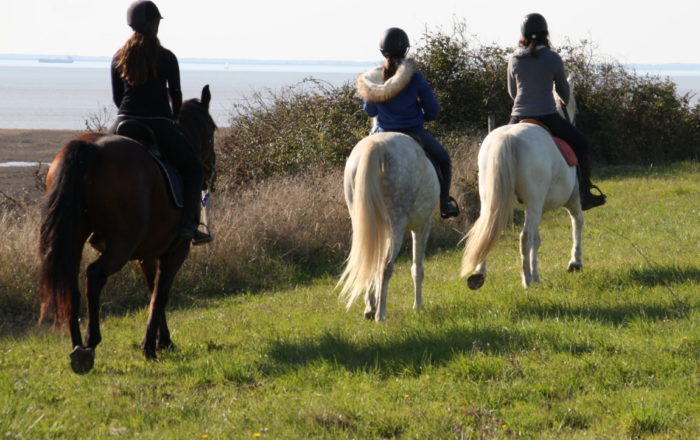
[0,59,373,130]
[1,60,698,130]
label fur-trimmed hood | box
[356,58,417,103]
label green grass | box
[2,163,700,439]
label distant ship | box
[38,56,74,64]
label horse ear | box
[201,85,211,109]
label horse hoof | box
[364,309,376,320]
[142,347,158,361]
[467,274,485,290]
[567,262,582,272]
[69,346,95,374]
[156,340,177,352]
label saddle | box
[115,119,184,208]
[519,119,578,167]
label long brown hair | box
[114,32,161,86]
[382,56,403,81]
[519,32,551,58]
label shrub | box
[216,79,368,190]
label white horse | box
[461,76,582,289]
[338,131,439,321]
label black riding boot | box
[577,156,606,211]
[180,175,212,246]
[439,162,459,219]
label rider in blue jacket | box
[357,28,460,219]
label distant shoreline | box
[2,53,699,71]
[0,53,377,68]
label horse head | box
[554,73,577,125]
[177,85,217,189]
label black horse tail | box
[39,140,99,327]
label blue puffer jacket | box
[357,59,439,131]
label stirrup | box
[581,185,607,211]
[440,196,460,219]
[192,222,213,246]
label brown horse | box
[39,85,217,374]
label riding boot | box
[439,162,460,218]
[577,156,606,211]
[180,174,213,245]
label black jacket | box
[111,47,182,119]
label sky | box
[1,0,699,64]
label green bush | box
[558,41,700,163]
[217,79,367,189]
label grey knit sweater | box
[507,46,569,117]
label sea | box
[0,58,375,130]
[1,58,699,130]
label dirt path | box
[0,129,80,203]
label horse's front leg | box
[142,247,188,359]
[139,259,175,350]
[565,204,584,272]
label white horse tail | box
[461,130,517,277]
[338,139,392,308]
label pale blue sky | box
[2,0,698,64]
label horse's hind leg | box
[375,221,406,322]
[520,208,543,287]
[565,204,584,272]
[364,291,377,320]
[411,220,431,311]
[467,262,487,290]
[84,245,133,350]
[142,245,189,359]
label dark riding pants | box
[510,113,593,187]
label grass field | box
[2,162,700,439]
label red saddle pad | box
[552,137,578,166]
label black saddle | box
[115,119,184,208]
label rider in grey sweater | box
[507,13,606,211]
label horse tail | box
[461,131,517,277]
[39,140,98,326]
[338,139,392,308]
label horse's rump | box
[339,132,438,311]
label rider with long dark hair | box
[357,27,460,219]
[110,0,211,244]
[507,13,606,210]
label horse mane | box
[554,73,577,124]
[177,98,217,137]
[176,98,217,185]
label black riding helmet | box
[380,27,410,58]
[521,13,548,39]
[127,0,163,35]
